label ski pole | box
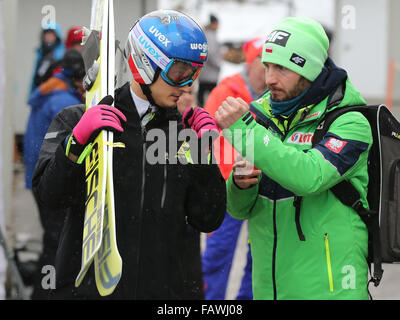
[0,227,29,300]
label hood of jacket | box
[28,73,77,110]
[299,57,366,110]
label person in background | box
[29,23,65,94]
[201,37,266,300]
[65,26,84,51]
[197,14,222,106]
[24,49,85,299]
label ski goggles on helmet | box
[161,59,203,87]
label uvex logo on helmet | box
[137,36,168,67]
[266,30,291,47]
[133,24,169,68]
[149,26,171,47]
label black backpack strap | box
[249,103,282,134]
[331,182,383,287]
[313,106,384,288]
[368,214,384,288]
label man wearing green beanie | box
[215,17,372,300]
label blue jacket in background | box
[24,72,82,189]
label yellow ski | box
[75,0,122,295]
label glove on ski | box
[67,95,126,160]
[72,96,126,146]
[182,107,219,138]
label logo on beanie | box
[265,45,273,53]
[266,30,291,47]
[290,53,306,67]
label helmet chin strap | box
[139,68,161,107]
[139,83,157,106]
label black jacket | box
[32,82,226,299]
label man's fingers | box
[233,160,247,168]
[220,99,234,111]
[245,170,262,177]
[234,175,259,189]
[245,177,259,184]
[234,169,262,178]
[236,97,248,107]
[236,97,250,113]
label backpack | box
[313,104,400,288]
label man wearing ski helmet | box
[125,10,208,109]
[32,9,225,299]
[216,17,372,299]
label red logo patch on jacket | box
[287,132,313,145]
[324,137,347,153]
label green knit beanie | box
[262,17,329,81]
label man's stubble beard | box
[269,77,311,102]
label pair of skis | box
[75,0,122,296]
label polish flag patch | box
[265,46,273,53]
[325,137,347,154]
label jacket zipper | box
[134,125,147,298]
[160,152,168,209]
[272,199,278,300]
[269,109,312,299]
[324,233,334,292]
[270,127,294,299]
[271,134,286,300]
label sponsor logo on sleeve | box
[324,137,347,153]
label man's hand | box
[215,97,250,130]
[232,155,262,189]
[67,95,126,163]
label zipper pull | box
[324,233,334,292]
[299,107,311,122]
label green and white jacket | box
[225,76,372,300]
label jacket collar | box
[115,82,181,129]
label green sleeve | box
[226,172,259,220]
[223,111,372,197]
